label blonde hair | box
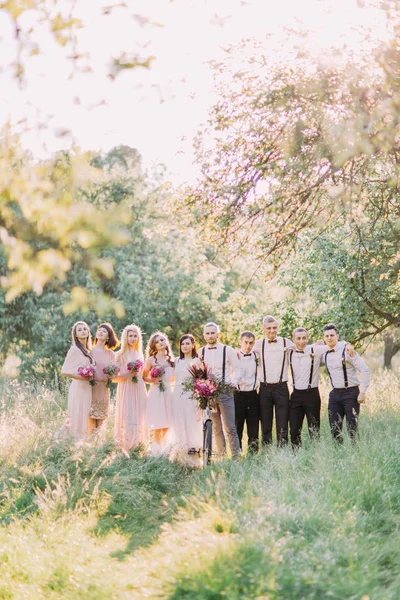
[146,331,175,366]
[117,324,143,361]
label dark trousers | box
[289,387,321,447]
[234,389,260,452]
[328,386,360,442]
[259,382,289,446]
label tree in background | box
[183,11,400,356]
[1,145,269,378]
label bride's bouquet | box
[150,365,166,392]
[183,363,232,410]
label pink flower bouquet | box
[103,364,120,388]
[183,363,232,410]
[78,365,96,387]
[127,359,144,383]
[150,365,166,392]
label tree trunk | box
[382,329,400,370]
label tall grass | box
[0,371,399,599]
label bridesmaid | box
[90,322,119,433]
[142,331,175,455]
[61,321,94,439]
[170,334,203,461]
[114,324,148,452]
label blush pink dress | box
[90,346,115,420]
[114,350,148,451]
[61,346,93,438]
[146,362,174,430]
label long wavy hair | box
[117,324,144,361]
[71,321,94,363]
[179,334,197,359]
[146,331,175,367]
[93,322,120,350]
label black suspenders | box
[202,346,226,382]
[342,345,348,388]
[289,346,314,391]
[308,347,314,390]
[262,339,266,383]
[325,345,348,389]
[278,338,287,383]
[253,351,257,390]
[262,338,286,384]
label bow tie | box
[207,346,217,350]
[268,339,277,344]
[295,350,304,353]
[242,353,252,357]
[327,349,335,353]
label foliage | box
[183,18,400,347]
[0,145,270,378]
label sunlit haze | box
[0,0,389,184]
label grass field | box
[0,371,399,599]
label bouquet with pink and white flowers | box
[103,364,119,388]
[183,363,232,410]
[150,365,166,392]
[127,359,144,383]
[78,365,96,387]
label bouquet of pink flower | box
[183,363,232,410]
[150,365,166,392]
[78,365,96,387]
[127,359,144,383]
[103,364,119,388]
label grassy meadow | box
[0,371,400,599]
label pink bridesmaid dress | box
[61,346,93,438]
[146,363,174,430]
[114,350,148,450]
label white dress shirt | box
[253,336,294,384]
[323,345,370,392]
[198,342,243,387]
[288,341,347,390]
[237,350,258,391]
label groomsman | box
[198,322,242,458]
[235,331,259,453]
[323,323,370,442]
[288,328,353,447]
[254,315,294,446]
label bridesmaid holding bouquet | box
[142,331,175,454]
[114,324,148,452]
[90,322,119,432]
[61,321,95,439]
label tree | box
[183,16,400,344]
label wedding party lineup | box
[61,316,370,460]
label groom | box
[198,322,242,458]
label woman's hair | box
[146,331,175,366]
[93,322,120,350]
[117,324,144,360]
[71,321,94,363]
[179,334,197,359]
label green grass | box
[0,371,400,598]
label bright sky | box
[0,0,389,184]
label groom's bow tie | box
[208,346,217,350]
[327,349,335,353]
[296,350,304,353]
[268,339,277,344]
[242,353,252,357]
